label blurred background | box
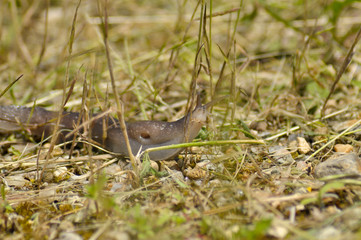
[1,1,360,122]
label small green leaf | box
[300,197,318,206]
[319,181,345,201]
[235,120,257,139]
[351,80,361,89]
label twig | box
[99,0,139,179]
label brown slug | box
[0,98,212,161]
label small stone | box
[314,153,361,178]
[314,127,329,142]
[269,146,294,164]
[3,175,29,187]
[104,164,122,175]
[184,165,207,180]
[250,121,267,131]
[316,127,328,135]
[297,137,311,154]
[250,146,263,154]
[58,220,75,232]
[326,99,337,108]
[316,226,341,240]
[150,160,159,171]
[163,160,180,171]
[296,160,308,171]
[39,186,56,202]
[57,232,83,240]
[42,170,54,183]
[331,119,361,133]
[197,160,216,171]
[268,224,288,239]
[23,171,37,182]
[110,182,132,192]
[101,230,130,240]
[334,144,353,153]
[338,207,361,231]
[208,179,221,186]
[262,166,281,175]
[39,144,64,159]
[287,134,299,142]
[288,140,298,152]
[54,166,69,181]
[193,179,203,186]
[168,170,184,181]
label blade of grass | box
[0,74,23,99]
[305,118,361,162]
[321,25,361,117]
[142,139,265,157]
[35,0,49,71]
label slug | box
[0,98,212,161]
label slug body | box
[0,102,209,161]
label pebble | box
[297,137,311,154]
[169,170,184,181]
[334,144,353,153]
[198,160,216,171]
[331,119,361,133]
[101,230,130,240]
[150,160,160,171]
[269,146,294,165]
[39,185,57,202]
[296,160,309,171]
[249,121,268,131]
[104,164,122,175]
[57,232,83,240]
[184,165,207,180]
[314,153,361,178]
[3,175,29,187]
[268,223,288,239]
[316,226,341,240]
[53,166,69,181]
